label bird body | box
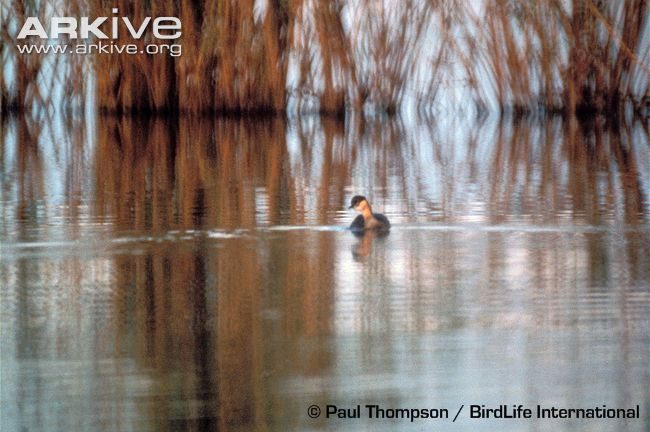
[348,195,390,231]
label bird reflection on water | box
[347,195,391,260]
[351,229,390,261]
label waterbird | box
[348,195,390,232]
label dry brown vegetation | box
[1,0,649,116]
[457,0,650,116]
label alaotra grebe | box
[348,195,390,231]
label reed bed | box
[2,0,649,117]
[458,0,650,116]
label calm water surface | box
[1,115,649,431]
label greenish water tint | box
[1,115,649,431]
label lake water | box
[1,115,649,431]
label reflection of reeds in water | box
[3,1,647,115]
[93,117,340,428]
[89,115,650,314]
[2,114,649,429]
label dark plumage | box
[348,195,366,209]
[350,214,365,231]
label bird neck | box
[361,205,374,220]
